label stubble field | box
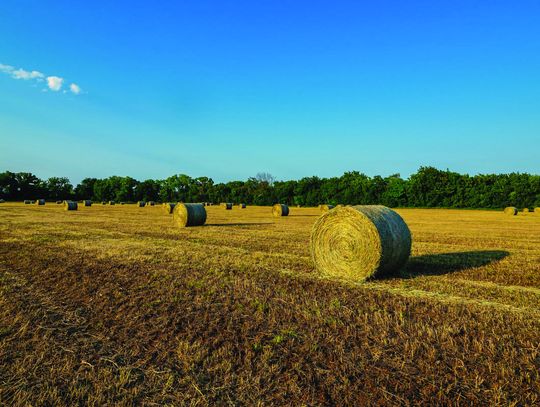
[0,203,539,405]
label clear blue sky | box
[1,1,539,184]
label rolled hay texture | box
[35,199,45,205]
[504,207,518,216]
[239,203,246,208]
[24,200,31,204]
[137,201,146,207]
[320,204,335,212]
[272,204,289,217]
[173,203,207,227]
[84,200,92,207]
[163,202,176,214]
[310,205,411,282]
[63,201,78,211]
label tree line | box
[0,167,538,208]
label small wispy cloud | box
[0,62,82,95]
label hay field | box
[1,203,539,405]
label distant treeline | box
[1,167,539,208]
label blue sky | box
[1,1,539,184]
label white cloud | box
[70,83,81,95]
[0,62,82,95]
[46,76,64,91]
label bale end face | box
[173,203,207,227]
[272,204,289,217]
[504,207,518,216]
[163,202,176,214]
[310,205,411,282]
[239,203,246,208]
[63,201,78,211]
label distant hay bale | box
[102,201,107,205]
[35,199,45,205]
[504,207,518,216]
[163,202,176,214]
[137,201,146,207]
[173,203,207,227]
[310,205,411,282]
[223,203,233,210]
[320,204,335,212]
[120,202,125,205]
[0,199,5,203]
[83,200,92,207]
[24,200,31,204]
[109,201,115,205]
[239,203,246,208]
[147,201,155,206]
[63,201,78,211]
[56,200,62,204]
[272,204,289,217]
[522,208,530,213]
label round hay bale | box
[147,201,155,206]
[320,204,335,212]
[504,207,518,216]
[56,200,63,204]
[336,204,344,208]
[24,200,31,204]
[120,202,125,205]
[310,205,411,282]
[35,199,45,205]
[109,201,115,205]
[102,201,107,205]
[272,204,289,217]
[0,199,5,203]
[239,203,246,208]
[522,208,530,213]
[163,202,176,214]
[173,203,207,227]
[84,200,92,207]
[137,201,146,207]
[224,203,233,210]
[63,201,78,211]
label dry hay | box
[504,207,518,216]
[23,200,31,204]
[320,204,335,212]
[56,200,62,204]
[163,202,176,214]
[239,203,246,209]
[137,201,146,207]
[522,208,530,213]
[63,201,78,211]
[35,199,45,205]
[109,201,115,205]
[173,203,207,227]
[272,204,289,217]
[147,201,155,206]
[310,205,411,282]
[535,207,540,214]
[223,203,233,210]
[84,200,92,207]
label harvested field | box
[0,203,539,405]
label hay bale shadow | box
[399,250,509,278]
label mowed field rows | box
[1,203,540,405]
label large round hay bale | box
[102,201,107,205]
[239,203,246,208]
[24,200,31,204]
[163,202,176,214]
[310,205,411,282]
[147,201,155,206]
[272,204,289,217]
[224,203,233,210]
[173,203,207,227]
[320,204,335,212]
[137,201,145,207]
[504,207,518,216]
[35,199,45,205]
[84,200,92,207]
[63,201,78,211]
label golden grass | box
[0,203,540,404]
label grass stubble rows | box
[0,203,539,405]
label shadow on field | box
[205,222,273,227]
[401,250,509,278]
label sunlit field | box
[1,203,539,405]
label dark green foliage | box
[0,167,538,208]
